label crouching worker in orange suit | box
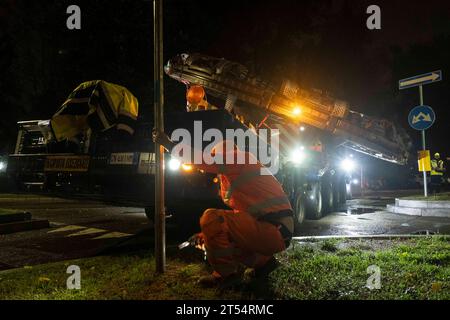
[153,131,294,287]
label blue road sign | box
[399,70,442,90]
[408,105,435,130]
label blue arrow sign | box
[399,70,442,90]
[408,105,435,130]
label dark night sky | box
[1,0,450,173]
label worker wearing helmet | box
[430,152,445,194]
[153,131,294,287]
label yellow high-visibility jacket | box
[431,159,444,176]
[51,80,139,142]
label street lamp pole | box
[153,0,166,273]
[360,165,364,197]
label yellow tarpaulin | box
[51,80,139,142]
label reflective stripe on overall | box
[200,208,287,278]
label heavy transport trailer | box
[6,109,349,230]
[8,110,303,219]
[6,113,236,221]
[162,53,413,230]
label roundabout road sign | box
[408,105,435,131]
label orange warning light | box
[186,85,205,104]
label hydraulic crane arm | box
[165,53,411,164]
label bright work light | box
[340,158,356,172]
[168,158,181,171]
[292,107,302,116]
[181,164,193,172]
[289,148,306,165]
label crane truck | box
[6,54,411,231]
[163,53,412,228]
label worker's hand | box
[189,233,205,251]
[152,128,174,152]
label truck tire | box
[293,188,306,232]
[305,182,323,220]
[332,184,340,210]
[321,180,334,215]
[345,179,352,200]
[338,178,347,204]
[144,207,154,221]
[331,175,346,206]
[332,176,343,210]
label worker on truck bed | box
[153,131,294,287]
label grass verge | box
[0,208,21,216]
[0,248,244,300]
[0,237,448,300]
[271,237,450,299]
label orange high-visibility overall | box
[195,145,293,278]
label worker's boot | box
[198,270,244,289]
[197,273,221,288]
[254,256,280,278]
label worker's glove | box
[178,233,205,251]
[189,232,206,251]
[152,128,174,152]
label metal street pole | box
[153,0,165,273]
[419,85,428,197]
[360,165,364,197]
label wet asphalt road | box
[0,191,449,270]
[298,191,450,236]
[0,194,151,270]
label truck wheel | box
[144,207,154,221]
[305,182,323,220]
[293,188,306,232]
[321,180,334,215]
[332,181,341,210]
[338,178,347,204]
[345,179,352,200]
[332,175,344,210]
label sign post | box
[400,71,441,198]
[407,104,436,197]
[153,0,165,273]
[419,86,427,197]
